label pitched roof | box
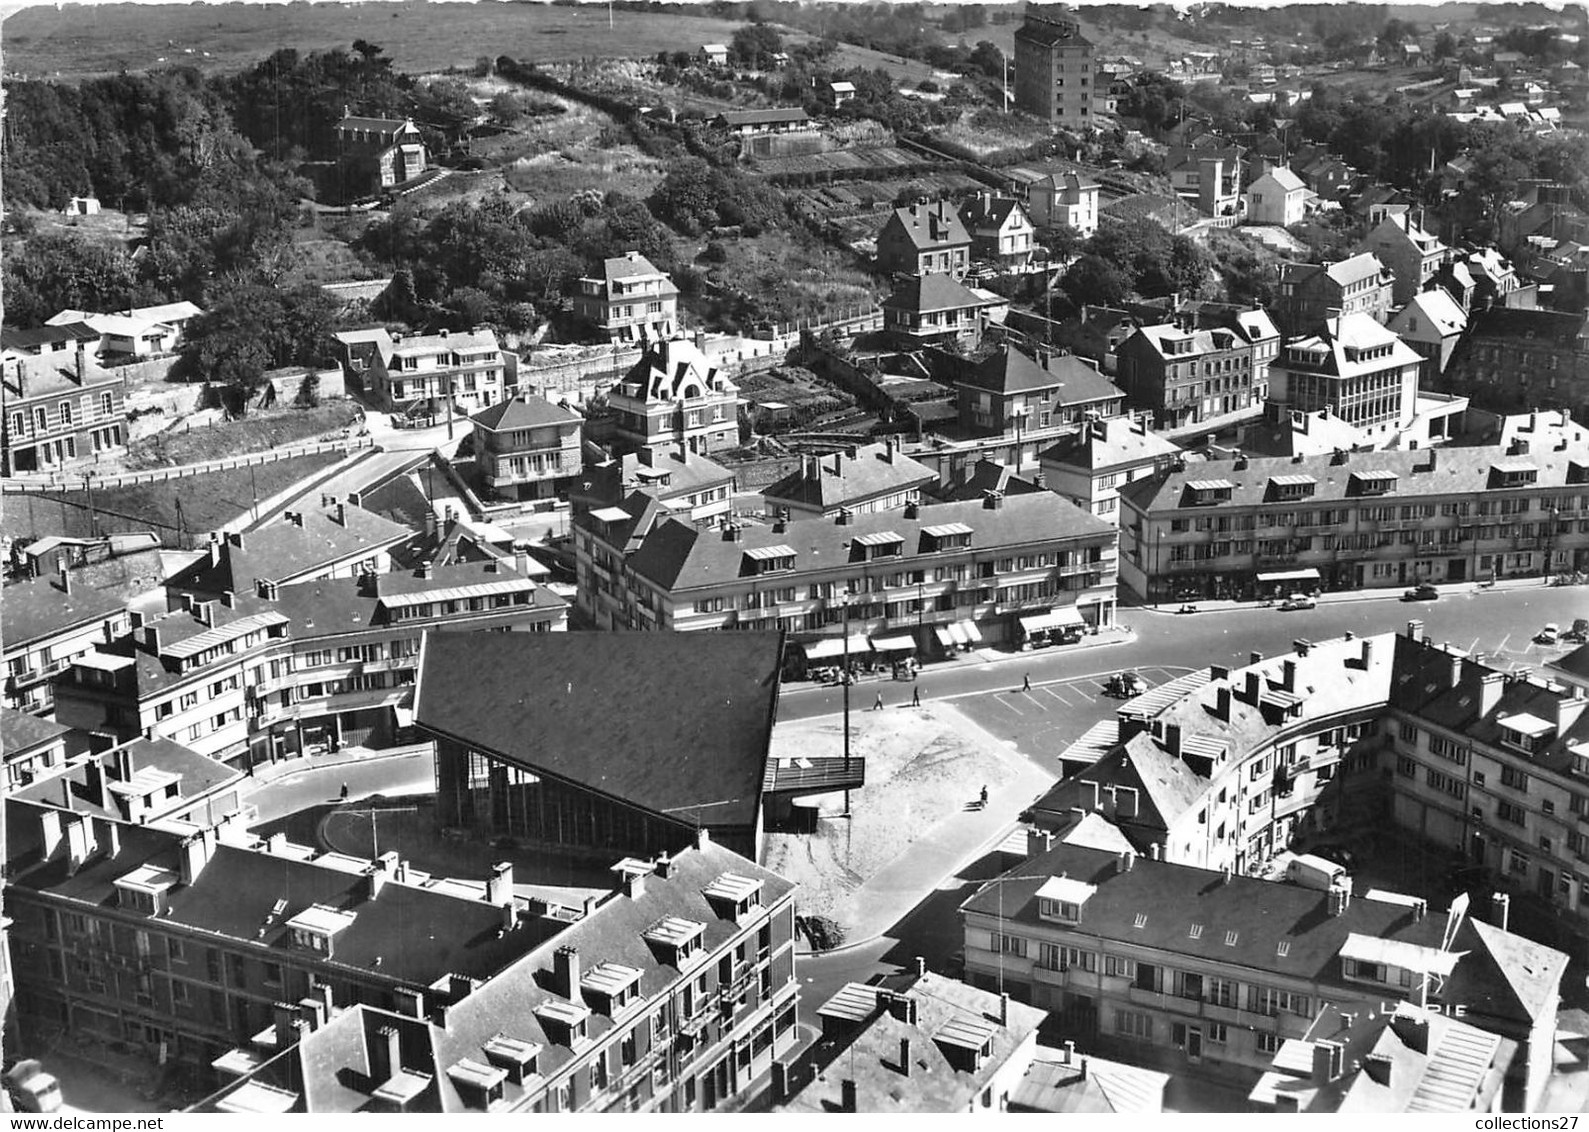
[1277,312,1425,378]
[882,202,971,251]
[716,107,808,127]
[882,273,992,315]
[1391,288,1468,337]
[1254,166,1306,192]
[763,442,936,510]
[388,328,498,357]
[0,706,71,754]
[1,323,101,351]
[414,632,782,830]
[601,251,668,283]
[1039,417,1182,473]
[167,506,412,596]
[1,567,135,650]
[618,492,1115,594]
[469,394,582,432]
[936,458,1048,502]
[959,344,1115,400]
[1325,252,1392,286]
[613,337,736,404]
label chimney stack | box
[486,862,513,907]
[57,556,71,596]
[1406,620,1423,641]
[1479,671,1505,716]
[1491,892,1510,932]
[841,1078,858,1113]
[514,541,532,577]
[1244,670,1261,705]
[899,1037,911,1077]
[999,992,1010,1026]
[554,946,581,1001]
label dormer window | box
[482,1035,541,1086]
[446,1058,507,1110]
[1036,876,1097,923]
[935,1016,999,1073]
[852,532,905,561]
[534,999,591,1049]
[581,962,644,1017]
[921,522,973,552]
[1350,470,1397,496]
[743,544,797,574]
[1491,461,1539,488]
[286,905,357,956]
[644,916,707,968]
[703,873,763,920]
[114,864,176,916]
[1183,479,1235,507]
[1499,713,1554,754]
[1267,474,1316,501]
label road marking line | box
[995,694,1025,716]
[1066,685,1096,703]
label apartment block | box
[1039,416,1184,523]
[1013,6,1096,129]
[1356,208,1450,307]
[1,349,127,474]
[192,832,798,1113]
[954,344,1126,438]
[471,393,583,503]
[1276,253,1395,337]
[1267,313,1424,437]
[3,561,139,715]
[573,491,1118,661]
[1117,442,1589,603]
[1115,307,1280,431]
[762,441,937,520]
[606,336,739,457]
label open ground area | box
[2,2,765,80]
[761,702,1031,932]
[124,403,359,469]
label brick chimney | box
[554,946,581,1001]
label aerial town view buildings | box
[1,0,1588,1116]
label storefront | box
[795,634,873,679]
[1015,606,1085,650]
[931,620,983,656]
[871,633,918,679]
[1256,567,1319,599]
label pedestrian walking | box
[911,685,921,707]
[1022,672,1032,692]
[340,782,349,802]
[979,784,989,807]
[872,692,885,711]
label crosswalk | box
[987,666,1185,717]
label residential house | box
[828,81,856,108]
[45,311,176,358]
[1276,253,1396,336]
[333,111,426,197]
[1013,6,1096,129]
[1389,288,1469,382]
[1116,440,1589,603]
[1,350,128,474]
[192,833,799,1113]
[571,491,1119,656]
[365,328,513,419]
[1039,416,1184,523]
[573,447,737,528]
[711,108,816,158]
[958,193,1037,269]
[606,336,739,457]
[1356,208,1450,306]
[700,43,728,66]
[573,252,680,343]
[471,394,583,503]
[1115,307,1281,431]
[1168,146,1243,219]
[762,441,936,520]
[418,630,782,861]
[1439,307,1588,423]
[331,328,394,396]
[0,707,75,793]
[955,344,1126,439]
[930,459,1049,505]
[1008,1043,1169,1113]
[770,968,1046,1113]
[2,323,102,361]
[1297,154,1358,200]
[1027,171,1100,238]
[15,734,246,829]
[960,834,1567,1106]
[1245,166,1307,228]
[875,202,973,279]
[882,275,997,350]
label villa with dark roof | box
[333,110,426,199]
[762,441,936,519]
[573,252,679,343]
[958,193,1036,269]
[470,393,583,502]
[954,344,1126,437]
[875,201,972,279]
[882,275,998,350]
[415,631,784,861]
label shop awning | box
[960,620,983,642]
[871,634,916,653]
[392,704,414,728]
[803,635,871,661]
[935,626,958,647]
[1019,607,1085,634]
[1256,568,1319,584]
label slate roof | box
[1253,166,1305,193]
[469,394,582,432]
[2,569,134,650]
[613,337,735,403]
[601,251,670,283]
[167,506,412,596]
[387,329,498,357]
[1118,438,1589,515]
[935,458,1048,503]
[16,736,242,820]
[883,273,993,316]
[784,970,1047,1113]
[620,492,1114,594]
[716,107,809,127]
[1,323,101,351]
[1462,306,1587,346]
[1010,1049,1168,1113]
[414,632,782,830]
[1391,288,1468,338]
[959,194,1028,233]
[958,345,1122,403]
[0,707,70,754]
[762,442,936,510]
[1039,418,1182,473]
[882,202,971,251]
[1277,312,1424,378]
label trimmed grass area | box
[760,703,1020,929]
[125,404,359,469]
[4,2,764,81]
[7,451,345,541]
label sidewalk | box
[1130,575,1551,617]
[242,741,432,789]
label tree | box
[1432,31,1457,60]
[1036,223,1085,264]
[1,232,139,328]
[967,40,1005,80]
[730,22,784,68]
[295,371,321,408]
[1060,254,1129,307]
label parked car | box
[1103,671,1146,698]
[1278,593,1317,611]
[1284,853,1350,892]
[1536,623,1560,645]
[1311,844,1358,872]
[1402,583,1439,602]
[1564,619,1589,644]
[5,1061,62,1114]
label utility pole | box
[83,471,97,539]
[840,593,852,817]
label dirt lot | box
[761,703,1021,929]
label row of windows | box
[8,393,118,436]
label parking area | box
[954,665,1192,767]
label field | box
[2,1,762,81]
[6,451,344,543]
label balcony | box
[1126,985,1166,1007]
